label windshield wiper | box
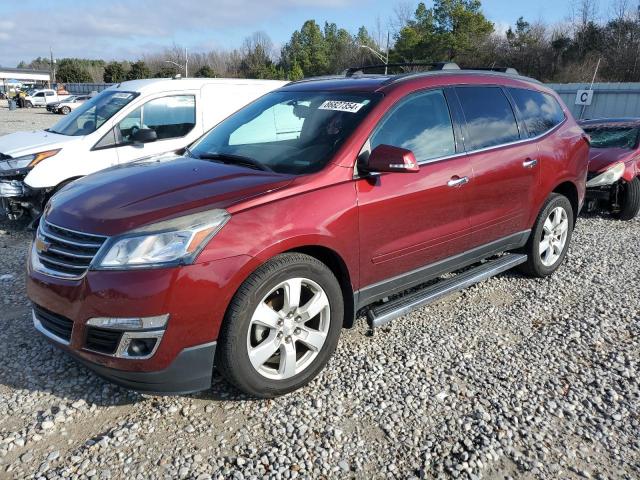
[195,152,272,172]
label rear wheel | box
[216,253,343,398]
[613,177,640,221]
[520,193,573,277]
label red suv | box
[27,65,589,397]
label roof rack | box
[470,67,519,75]
[345,62,460,77]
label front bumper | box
[35,310,217,394]
[27,251,253,394]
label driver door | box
[114,95,199,164]
[356,89,474,292]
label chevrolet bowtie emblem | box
[35,236,51,254]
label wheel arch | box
[552,181,579,225]
[284,245,356,329]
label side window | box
[45,92,54,97]
[116,95,196,144]
[229,102,305,145]
[34,92,45,98]
[117,107,143,143]
[508,88,565,137]
[369,89,456,162]
[456,86,520,150]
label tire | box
[60,106,71,115]
[25,101,33,108]
[613,177,640,221]
[216,253,344,398]
[519,193,574,277]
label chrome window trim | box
[353,83,566,178]
[354,118,565,177]
[32,309,71,346]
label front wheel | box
[216,253,343,398]
[25,101,33,108]
[520,193,574,277]
[60,106,71,115]
[613,177,640,221]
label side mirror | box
[366,144,419,173]
[131,128,158,144]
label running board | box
[367,253,527,329]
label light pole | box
[359,35,389,74]
[164,48,188,77]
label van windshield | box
[189,91,381,175]
[48,90,139,136]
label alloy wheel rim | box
[539,206,569,267]
[247,277,330,380]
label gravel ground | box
[0,105,639,479]
[0,104,59,136]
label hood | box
[0,130,77,158]
[46,156,295,235]
[588,147,635,173]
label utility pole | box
[49,47,56,87]
[185,47,188,78]
[385,31,390,75]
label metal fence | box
[60,82,114,95]
[547,82,640,120]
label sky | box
[0,0,597,68]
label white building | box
[0,67,51,92]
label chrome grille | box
[35,221,107,278]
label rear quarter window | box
[456,86,520,150]
[509,88,565,138]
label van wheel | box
[613,177,640,221]
[519,193,574,277]
[60,106,71,115]
[216,253,343,398]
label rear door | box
[454,85,540,246]
[356,88,474,290]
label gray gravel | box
[0,105,639,479]
[0,104,59,136]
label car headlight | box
[0,149,61,171]
[586,162,626,187]
[96,209,230,269]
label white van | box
[0,77,287,222]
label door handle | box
[447,176,469,188]
[523,158,538,169]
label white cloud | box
[2,0,362,66]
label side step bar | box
[367,253,527,329]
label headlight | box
[96,209,230,269]
[0,149,61,171]
[586,162,625,187]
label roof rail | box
[345,61,460,77]
[469,67,519,75]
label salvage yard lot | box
[0,104,638,479]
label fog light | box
[127,338,158,357]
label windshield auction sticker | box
[319,100,365,113]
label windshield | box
[584,125,639,149]
[48,90,138,136]
[61,96,77,103]
[189,91,381,175]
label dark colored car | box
[579,118,640,220]
[27,66,589,398]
